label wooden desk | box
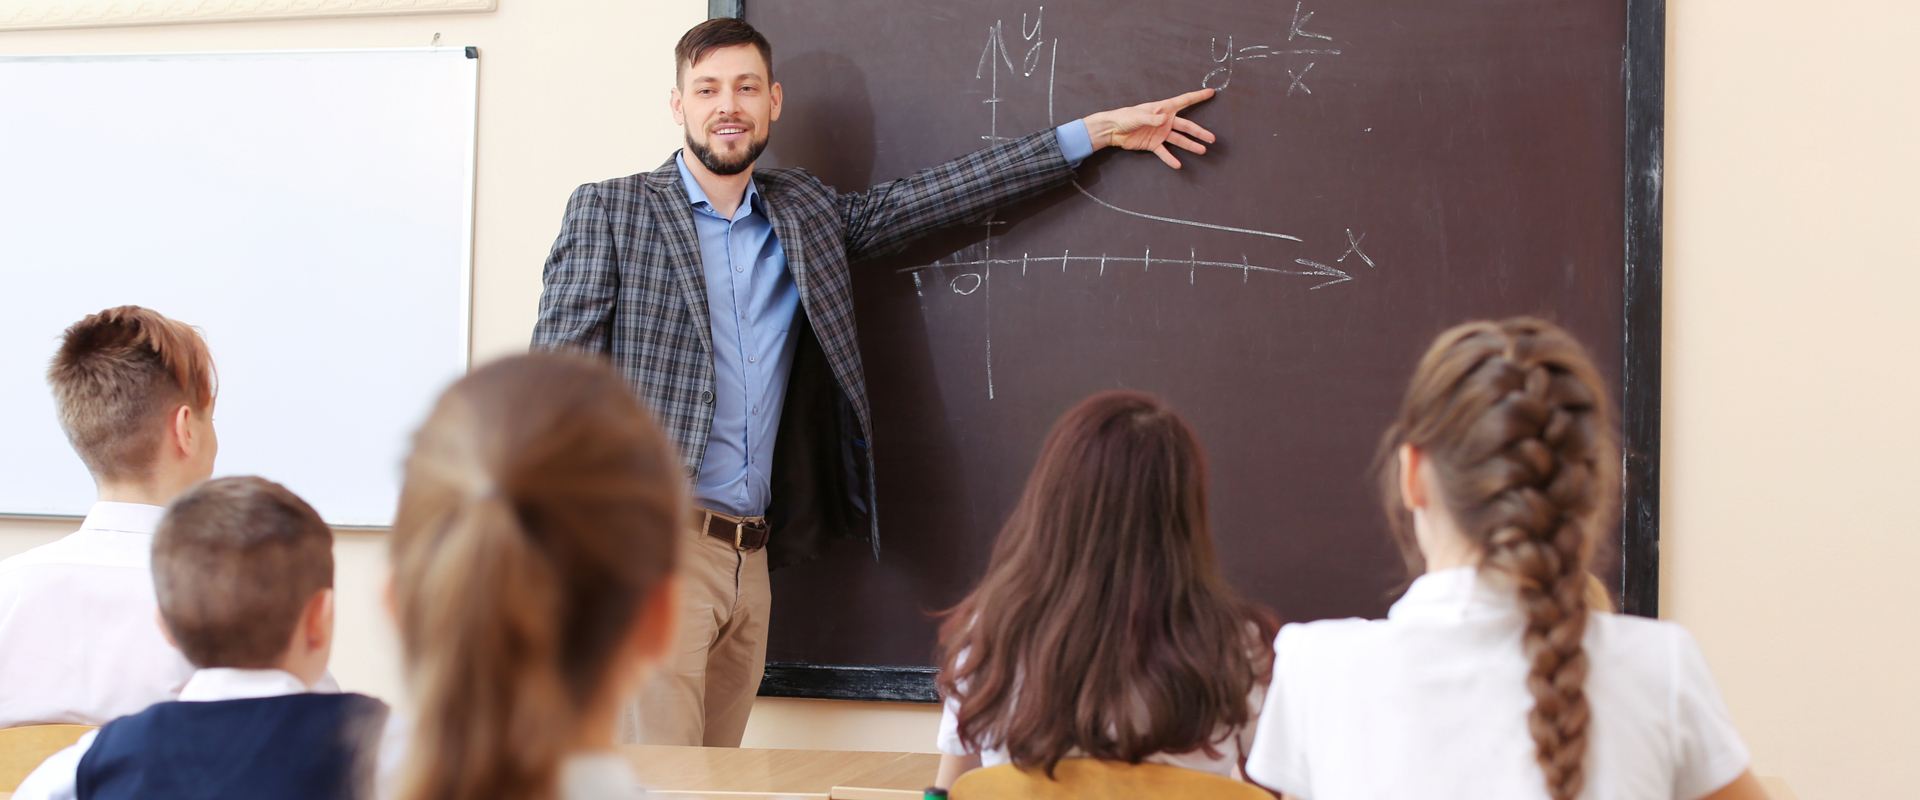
[623,745,939,799]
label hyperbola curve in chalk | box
[948,6,1312,245]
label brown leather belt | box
[692,507,770,552]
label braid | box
[1481,361,1601,800]
[1385,319,1617,800]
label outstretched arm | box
[836,88,1219,263]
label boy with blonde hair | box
[0,306,218,727]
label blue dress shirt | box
[680,121,1094,518]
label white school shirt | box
[0,502,195,728]
[13,668,328,800]
[936,646,1264,779]
[1245,567,1750,800]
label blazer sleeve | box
[834,128,1077,264]
[531,184,619,354]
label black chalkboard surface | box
[747,0,1664,701]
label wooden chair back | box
[0,724,96,791]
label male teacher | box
[531,17,1217,747]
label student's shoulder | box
[0,531,137,580]
[1270,616,1394,673]
[1586,611,1702,680]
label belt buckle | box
[734,521,748,551]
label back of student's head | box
[938,390,1275,774]
[153,476,333,668]
[390,353,683,800]
[1378,317,1618,800]
[47,305,217,482]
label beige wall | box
[1662,0,1920,797]
[5,0,1919,789]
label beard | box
[685,126,771,177]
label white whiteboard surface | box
[0,48,476,526]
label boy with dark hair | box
[15,477,388,800]
[0,306,220,728]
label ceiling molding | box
[1,0,495,31]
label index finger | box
[1162,87,1217,111]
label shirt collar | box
[78,501,166,536]
[674,150,760,220]
[1386,566,1521,623]
[178,668,320,702]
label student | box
[14,476,387,800]
[0,306,216,728]
[1244,318,1767,800]
[933,391,1277,789]
[387,354,683,800]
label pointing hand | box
[1082,88,1219,169]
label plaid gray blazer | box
[531,128,1076,565]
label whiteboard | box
[0,48,476,526]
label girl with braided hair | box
[1245,318,1766,800]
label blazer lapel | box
[646,158,712,355]
[760,178,812,312]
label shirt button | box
[752,406,759,414]
[700,390,714,405]
[735,265,744,273]
[684,465,697,478]
[748,355,756,363]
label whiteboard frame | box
[0,46,479,528]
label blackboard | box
[747,0,1664,702]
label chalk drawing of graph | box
[902,4,1378,398]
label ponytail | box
[1381,318,1616,800]
[391,354,684,800]
[394,495,573,800]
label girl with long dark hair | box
[933,391,1277,788]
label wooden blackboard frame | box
[746,0,1667,703]
[1620,0,1665,620]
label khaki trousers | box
[619,523,771,747]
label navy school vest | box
[76,693,388,800]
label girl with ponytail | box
[1245,318,1766,800]
[388,353,684,800]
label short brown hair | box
[154,476,334,669]
[674,17,773,86]
[47,306,217,483]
